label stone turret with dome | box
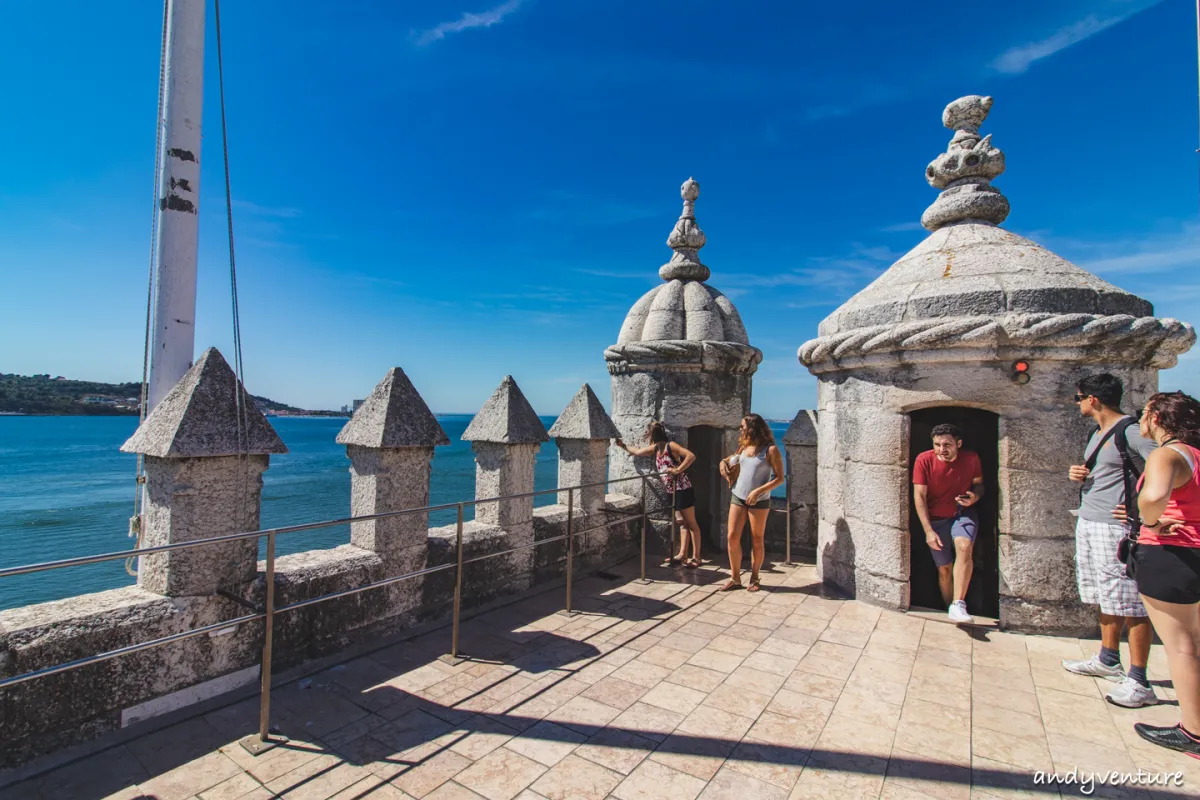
[797,96,1194,634]
[607,179,762,549]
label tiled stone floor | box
[7,558,1200,799]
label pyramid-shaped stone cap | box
[782,410,817,446]
[336,367,450,448]
[462,376,550,444]
[121,348,288,458]
[547,384,620,441]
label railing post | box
[241,531,285,755]
[562,488,575,616]
[670,486,678,566]
[783,465,794,567]
[441,503,466,665]
[639,475,649,583]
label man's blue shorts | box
[928,511,978,568]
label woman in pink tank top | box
[1130,391,1200,758]
[616,422,702,568]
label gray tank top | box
[731,449,773,501]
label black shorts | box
[671,486,695,511]
[1135,544,1200,604]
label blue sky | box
[0,0,1196,419]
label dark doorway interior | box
[686,425,726,553]
[908,407,1000,619]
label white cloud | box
[879,221,925,233]
[991,2,1162,75]
[1047,222,1200,277]
[232,199,302,218]
[413,0,528,46]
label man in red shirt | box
[913,423,985,623]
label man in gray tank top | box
[1063,374,1157,708]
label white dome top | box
[617,280,749,345]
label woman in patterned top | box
[617,422,701,567]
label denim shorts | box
[928,511,978,568]
[732,493,770,510]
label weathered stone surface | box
[997,467,1082,540]
[336,367,449,448]
[346,446,436,558]
[556,439,609,511]
[0,588,258,766]
[843,465,909,530]
[998,535,1081,604]
[782,410,817,445]
[548,384,619,441]
[122,348,287,457]
[462,376,549,445]
[472,442,538,527]
[138,454,268,597]
[999,597,1096,636]
[999,409,1091,474]
[839,517,910,582]
[834,406,907,465]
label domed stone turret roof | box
[799,95,1193,372]
[606,179,762,374]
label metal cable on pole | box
[128,0,172,578]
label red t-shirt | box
[913,450,982,519]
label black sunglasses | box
[1072,393,1089,402]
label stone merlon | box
[462,376,549,444]
[120,348,287,457]
[336,367,449,448]
[547,384,619,441]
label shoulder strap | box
[1084,424,1120,472]
[1112,418,1144,478]
[1110,418,1143,528]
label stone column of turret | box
[463,376,549,528]
[121,348,288,597]
[782,409,818,554]
[606,179,762,550]
[336,368,449,570]
[547,384,620,513]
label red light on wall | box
[1012,360,1031,384]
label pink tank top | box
[1138,443,1200,548]
[655,444,692,493]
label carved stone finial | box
[660,178,711,282]
[921,95,1010,231]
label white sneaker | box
[947,601,973,623]
[1106,677,1158,708]
[1062,654,1126,682]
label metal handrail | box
[0,472,661,581]
[0,469,675,750]
[0,460,803,752]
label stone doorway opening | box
[907,407,1000,619]
[686,425,727,552]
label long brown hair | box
[1145,391,1200,448]
[738,414,774,451]
[646,421,669,444]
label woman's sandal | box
[719,578,743,592]
[684,558,700,569]
[747,575,761,593]
[667,556,683,567]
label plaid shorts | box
[1074,517,1146,617]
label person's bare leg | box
[1099,612,1126,653]
[748,508,769,580]
[680,507,701,562]
[726,505,747,583]
[673,510,688,561]
[1142,595,1200,732]
[952,538,974,602]
[937,565,953,607]
[1127,616,1152,669]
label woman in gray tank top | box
[718,414,785,592]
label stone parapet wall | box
[0,496,642,767]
